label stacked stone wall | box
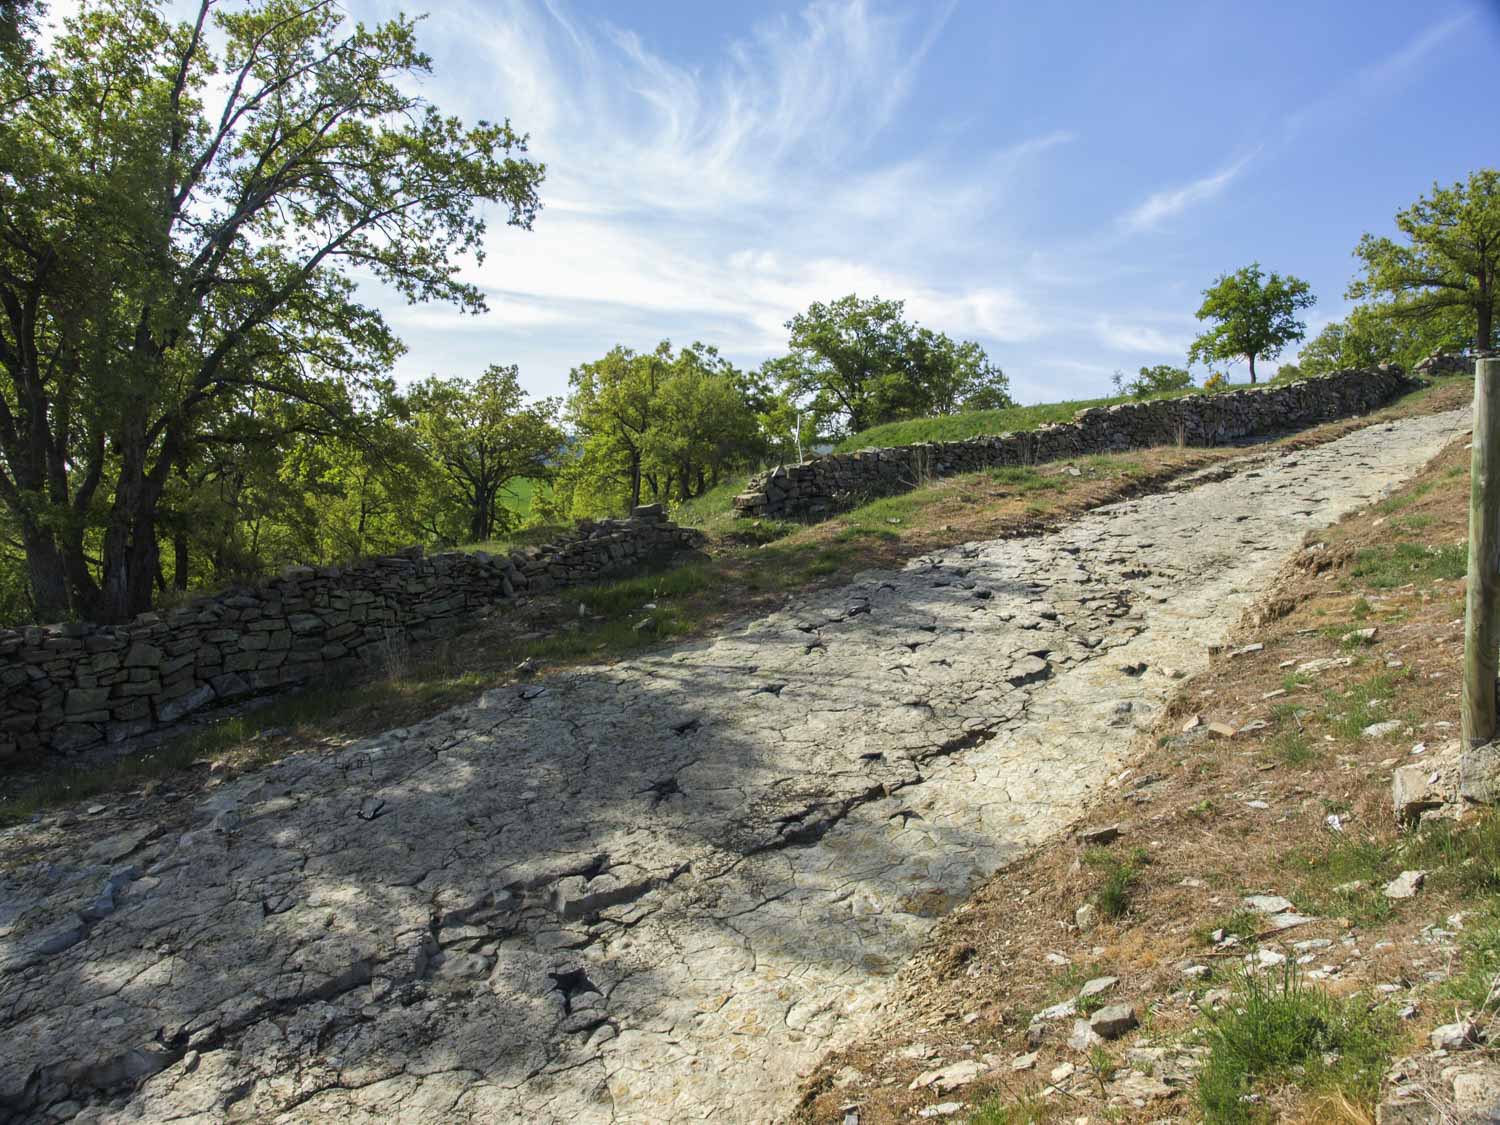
[733,366,1415,520]
[0,507,703,765]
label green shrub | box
[1198,964,1396,1123]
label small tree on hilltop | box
[1188,264,1315,384]
[1348,169,1500,355]
[1128,364,1193,398]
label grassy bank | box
[833,382,1254,452]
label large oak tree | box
[1348,169,1499,355]
[0,0,542,622]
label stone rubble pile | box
[734,366,1414,520]
[0,505,703,765]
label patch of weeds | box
[1187,798,1217,821]
[1401,812,1500,897]
[1392,513,1434,535]
[1267,729,1318,768]
[968,1092,1063,1125]
[1197,964,1397,1124]
[1443,901,1500,1012]
[1374,479,1436,515]
[1281,672,1311,694]
[988,466,1065,493]
[1087,1044,1119,1084]
[1349,542,1465,589]
[1350,597,1372,621]
[1196,908,1262,948]
[1322,670,1406,740]
[1085,845,1149,920]
[1282,836,1392,925]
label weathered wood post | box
[1462,357,1500,748]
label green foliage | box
[1295,303,1459,376]
[1197,964,1396,1123]
[552,341,765,519]
[0,0,542,622]
[406,365,562,544]
[778,294,1011,434]
[1129,363,1194,398]
[1349,169,1500,354]
[1188,263,1317,384]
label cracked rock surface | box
[0,409,1467,1124]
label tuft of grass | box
[1282,836,1392,925]
[987,466,1067,493]
[1197,964,1397,1124]
[1400,811,1500,898]
[1323,670,1407,740]
[1348,542,1465,589]
[1443,900,1500,1012]
[967,1093,1063,1125]
[1196,907,1263,948]
[1084,844,1150,920]
[1267,729,1318,768]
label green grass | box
[1084,844,1150,920]
[1197,964,1397,1123]
[1266,729,1318,768]
[1322,669,1407,740]
[1444,900,1500,1011]
[834,384,1243,452]
[1196,907,1263,948]
[1282,835,1393,925]
[1399,810,1500,898]
[1348,542,1465,589]
[498,476,549,521]
[968,1094,1062,1125]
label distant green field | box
[499,477,549,520]
[834,383,1251,452]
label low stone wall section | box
[732,366,1416,521]
[0,507,703,765]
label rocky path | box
[0,408,1468,1124]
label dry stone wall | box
[0,506,703,766]
[733,365,1416,520]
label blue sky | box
[53,0,1500,404]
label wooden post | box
[1463,357,1500,748]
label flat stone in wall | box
[732,366,1416,521]
[0,506,703,766]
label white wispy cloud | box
[1118,151,1258,234]
[1284,8,1478,139]
[386,0,1070,389]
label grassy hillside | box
[834,382,1251,452]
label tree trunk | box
[1479,301,1494,355]
[21,527,70,624]
[1247,353,1258,384]
[173,532,189,591]
[628,454,642,509]
[98,433,164,623]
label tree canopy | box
[0,0,542,622]
[1187,264,1315,384]
[554,341,764,518]
[779,294,1011,434]
[406,366,562,545]
[1348,169,1500,354]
